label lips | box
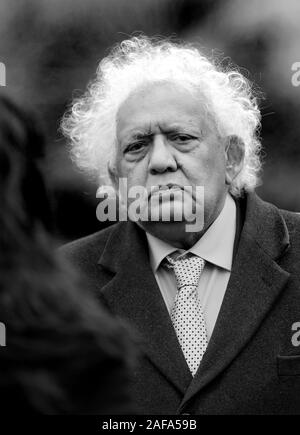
[148,184,183,197]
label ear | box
[224,135,245,185]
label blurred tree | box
[1,0,299,241]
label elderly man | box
[60,36,300,415]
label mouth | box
[148,184,183,198]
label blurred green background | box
[1,0,299,242]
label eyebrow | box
[120,126,152,143]
[130,132,153,140]
[122,123,202,142]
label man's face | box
[114,81,228,244]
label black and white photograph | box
[0,0,300,420]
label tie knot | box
[165,254,205,289]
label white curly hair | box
[61,36,262,197]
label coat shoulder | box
[280,209,300,234]
[59,223,120,266]
[280,209,300,259]
[280,208,300,221]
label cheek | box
[200,142,226,177]
[180,145,226,187]
[118,157,149,187]
[182,150,220,177]
[116,154,134,178]
[210,153,226,180]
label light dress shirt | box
[146,193,237,341]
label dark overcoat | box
[60,193,300,415]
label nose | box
[148,134,177,174]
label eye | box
[169,133,196,143]
[124,141,147,154]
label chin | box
[140,220,191,242]
[147,200,195,221]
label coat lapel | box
[180,193,291,409]
[98,221,192,394]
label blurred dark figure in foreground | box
[0,95,134,414]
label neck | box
[139,221,206,250]
[160,229,204,250]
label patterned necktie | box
[166,253,208,376]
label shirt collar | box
[146,232,178,272]
[146,193,236,272]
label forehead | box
[116,82,205,140]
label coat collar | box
[240,191,290,260]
